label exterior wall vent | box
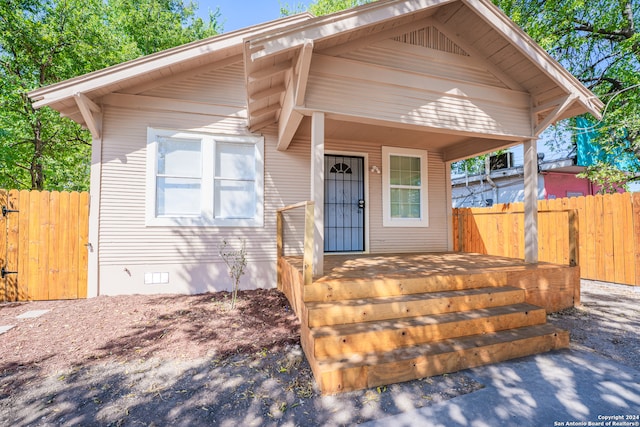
[392,26,469,56]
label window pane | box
[390,155,420,186]
[411,157,421,172]
[390,188,420,218]
[215,180,256,219]
[401,170,411,186]
[156,177,201,216]
[390,170,401,185]
[390,155,401,170]
[401,156,411,170]
[158,138,201,177]
[216,142,255,180]
[410,171,421,186]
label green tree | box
[281,0,372,16]
[0,0,220,191]
[493,0,640,191]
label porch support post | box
[523,138,539,263]
[87,113,103,297]
[311,111,324,276]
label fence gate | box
[0,189,89,302]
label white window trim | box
[146,128,264,227]
[382,146,429,227]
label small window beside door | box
[382,146,429,227]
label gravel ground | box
[0,279,638,426]
[548,279,640,371]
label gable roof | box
[29,0,603,140]
[28,13,314,123]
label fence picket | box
[620,193,635,285]
[48,192,61,298]
[0,189,88,301]
[633,193,640,286]
[0,190,6,302]
[38,191,51,300]
[454,193,639,286]
[78,192,90,298]
[6,190,20,301]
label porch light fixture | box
[370,165,381,174]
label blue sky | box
[197,1,314,32]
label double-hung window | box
[382,146,429,227]
[146,128,264,227]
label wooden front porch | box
[278,252,577,394]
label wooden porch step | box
[304,271,510,302]
[311,303,546,358]
[314,324,569,394]
[306,286,525,327]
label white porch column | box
[523,138,539,263]
[311,112,324,276]
[87,114,103,297]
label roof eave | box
[28,12,315,109]
[248,0,456,61]
[463,0,603,120]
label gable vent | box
[392,26,469,56]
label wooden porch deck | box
[278,252,577,394]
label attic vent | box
[392,26,469,56]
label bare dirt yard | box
[0,280,638,426]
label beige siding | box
[98,105,311,294]
[141,62,245,106]
[305,55,532,139]
[340,40,506,88]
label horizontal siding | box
[341,40,507,88]
[306,56,531,138]
[142,62,245,106]
[99,108,311,271]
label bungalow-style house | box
[30,0,602,394]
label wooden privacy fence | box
[453,192,640,286]
[0,189,89,302]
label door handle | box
[358,199,365,209]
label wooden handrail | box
[277,201,315,287]
[277,201,310,213]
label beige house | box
[31,0,604,394]
[30,0,601,297]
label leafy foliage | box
[493,0,640,191]
[0,0,220,190]
[218,239,248,310]
[281,0,372,17]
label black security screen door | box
[324,155,365,252]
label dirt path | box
[0,280,637,426]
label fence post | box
[276,211,283,290]
[633,193,640,286]
[303,201,315,287]
[458,209,465,252]
[568,210,579,267]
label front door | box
[324,155,365,252]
